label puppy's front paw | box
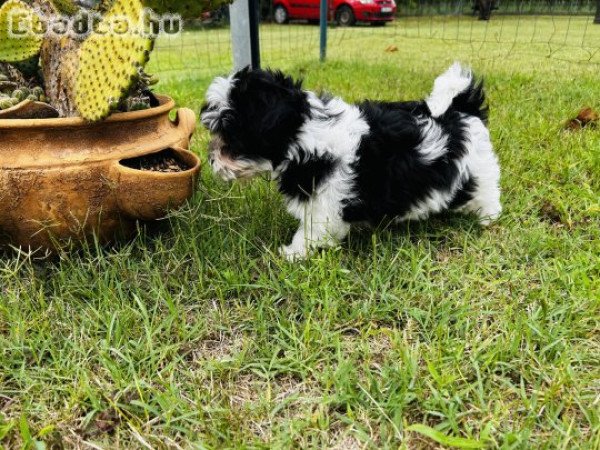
[278,244,308,261]
[478,210,501,226]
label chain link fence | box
[147,0,600,79]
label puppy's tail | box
[426,62,488,122]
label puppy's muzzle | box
[208,135,274,181]
[208,135,248,181]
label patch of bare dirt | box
[540,201,564,226]
[228,373,323,442]
[328,425,365,450]
[340,330,395,367]
[180,330,248,364]
[230,374,320,409]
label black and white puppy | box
[201,63,501,259]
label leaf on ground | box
[565,107,599,130]
[18,415,32,443]
[385,44,398,52]
[406,424,486,449]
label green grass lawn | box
[1,16,599,449]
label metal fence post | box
[248,0,261,68]
[595,0,600,24]
[230,0,261,70]
[320,0,328,61]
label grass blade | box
[406,424,485,449]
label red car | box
[273,0,396,26]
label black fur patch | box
[449,175,478,209]
[449,78,488,123]
[342,100,469,223]
[278,150,337,201]
[380,100,431,116]
[436,110,469,160]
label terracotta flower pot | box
[0,95,200,251]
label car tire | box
[274,5,289,24]
[336,5,355,26]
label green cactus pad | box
[49,0,80,15]
[76,0,154,121]
[0,0,43,63]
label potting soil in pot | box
[120,149,192,173]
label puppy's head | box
[201,68,310,181]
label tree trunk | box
[33,0,81,117]
[595,0,600,24]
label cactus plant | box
[0,1,42,62]
[75,0,154,120]
[48,0,80,14]
[0,0,230,121]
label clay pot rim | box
[0,94,175,129]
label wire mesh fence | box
[147,0,600,79]
[396,0,596,16]
[328,13,600,69]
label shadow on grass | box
[345,212,485,254]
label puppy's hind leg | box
[458,118,502,225]
[457,170,502,226]
[468,185,502,226]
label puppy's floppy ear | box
[253,70,308,130]
[233,68,304,101]
[229,68,310,126]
